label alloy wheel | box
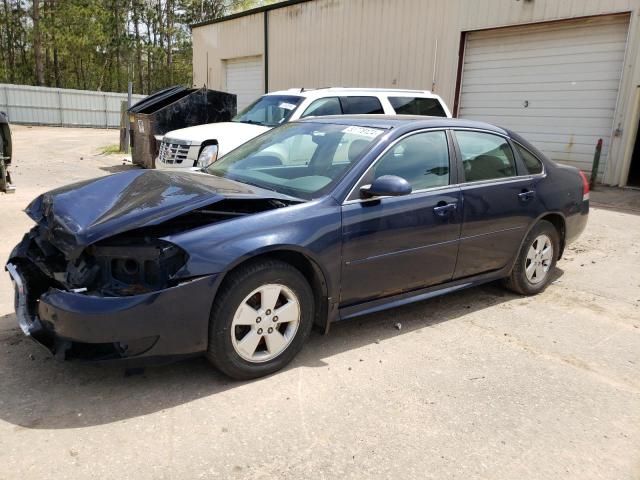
[231,284,301,363]
[525,234,554,284]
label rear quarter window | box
[389,97,446,117]
[341,96,384,115]
[515,143,544,175]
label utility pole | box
[125,81,133,154]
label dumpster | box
[128,86,236,169]
[0,111,14,193]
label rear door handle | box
[433,202,457,217]
[518,190,536,202]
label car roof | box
[295,114,510,135]
[266,87,440,99]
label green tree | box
[0,0,280,93]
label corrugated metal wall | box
[194,0,637,106]
[192,0,640,185]
[267,0,460,101]
[192,12,264,92]
[0,84,146,128]
[457,0,636,29]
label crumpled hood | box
[26,169,291,254]
[164,121,270,155]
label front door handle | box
[433,202,457,217]
[518,190,536,202]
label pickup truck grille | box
[158,141,190,165]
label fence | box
[0,84,146,128]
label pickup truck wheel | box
[206,259,314,380]
[505,220,559,296]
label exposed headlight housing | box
[196,144,219,168]
[68,239,188,296]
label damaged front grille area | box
[22,226,187,297]
[18,197,296,298]
[80,237,187,296]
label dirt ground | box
[0,125,639,480]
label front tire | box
[206,259,314,380]
[505,220,559,296]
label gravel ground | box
[0,125,639,480]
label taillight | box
[579,171,590,201]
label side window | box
[370,131,450,191]
[515,143,544,175]
[342,96,384,115]
[388,97,447,117]
[300,97,342,118]
[455,131,517,182]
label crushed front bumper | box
[6,261,218,363]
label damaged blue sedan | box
[6,116,589,379]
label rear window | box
[389,97,446,117]
[342,96,384,115]
[515,143,544,175]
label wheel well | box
[221,251,330,332]
[540,213,566,258]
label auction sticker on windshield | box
[342,126,383,138]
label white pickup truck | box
[155,87,451,170]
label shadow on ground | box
[99,164,140,174]
[590,186,640,216]
[0,281,536,430]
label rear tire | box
[504,220,559,296]
[206,259,314,380]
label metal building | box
[192,0,640,187]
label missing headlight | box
[72,238,187,296]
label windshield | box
[205,122,386,199]
[232,95,303,127]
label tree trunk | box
[44,0,60,87]
[131,0,144,93]
[166,0,173,84]
[144,8,152,94]
[74,57,81,88]
[53,45,60,87]
[114,0,122,91]
[3,0,16,82]
[32,0,45,85]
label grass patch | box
[100,144,124,155]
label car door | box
[340,130,462,306]
[452,129,540,279]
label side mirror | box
[360,175,412,199]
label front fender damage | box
[6,193,296,362]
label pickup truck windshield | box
[205,122,386,199]
[232,95,304,127]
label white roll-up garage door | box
[458,14,630,179]
[225,56,263,112]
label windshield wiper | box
[239,120,265,126]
